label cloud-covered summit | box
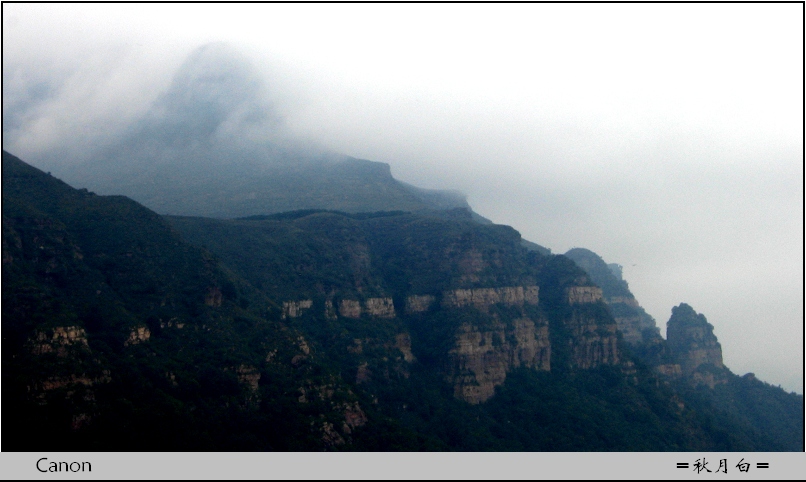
[7,43,471,219]
[139,42,275,147]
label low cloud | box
[2,4,802,393]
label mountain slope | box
[2,151,361,450]
[167,210,803,450]
[3,151,801,451]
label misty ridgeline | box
[2,43,802,451]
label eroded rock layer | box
[449,315,550,404]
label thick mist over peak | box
[53,41,337,181]
[141,42,275,147]
[2,3,802,394]
[2,41,472,219]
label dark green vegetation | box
[3,151,802,451]
[167,208,539,301]
[2,151,341,450]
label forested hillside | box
[3,151,802,451]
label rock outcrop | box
[338,299,362,318]
[282,299,313,319]
[236,364,261,393]
[395,333,416,363]
[448,316,550,404]
[341,401,368,434]
[31,369,112,425]
[291,336,312,366]
[37,371,111,392]
[666,303,724,374]
[31,326,89,356]
[666,303,727,388]
[442,285,539,311]
[297,379,367,446]
[564,311,620,369]
[565,286,603,305]
[125,326,151,346]
[440,277,620,400]
[563,248,662,346]
[319,400,368,446]
[364,297,396,318]
[607,296,639,307]
[607,300,661,346]
[337,297,396,319]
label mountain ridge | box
[3,150,801,451]
[34,43,480,222]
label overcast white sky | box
[3,3,803,393]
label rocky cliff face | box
[564,310,620,369]
[8,151,801,452]
[406,286,539,315]
[31,326,89,356]
[610,302,661,346]
[564,248,662,346]
[449,315,550,403]
[269,286,550,406]
[565,286,603,305]
[168,208,635,406]
[563,247,731,390]
[398,285,549,403]
[557,286,622,370]
[563,250,730,389]
[666,303,727,388]
[443,285,539,310]
[395,333,416,363]
[606,302,662,346]
[282,299,313,319]
[337,297,396,319]
[364,297,396,318]
[607,296,639,306]
[613,313,643,345]
[275,282,618,404]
